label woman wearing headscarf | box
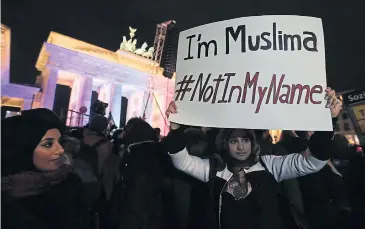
[163,88,342,229]
[1,108,92,229]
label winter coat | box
[279,135,350,229]
[108,141,173,229]
[2,174,93,229]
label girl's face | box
[227,129,252,161]
[33,128,64,171]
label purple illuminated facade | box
[1,24,40,111]
[35,32,175,135]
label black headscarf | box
[215,128,260,169]
[1,109,65,176]
[122,117,158,146]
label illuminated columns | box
[1,24,11,85]
[81,77,93,117]
[126,90,144,121]
[98,83,113,117]
[68,75,93,126]
[110,84,122,127]
[42,68,58,110]
[23,99,33,110]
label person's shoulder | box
[61,173,83,188]
[130,141,161,150]
[128,141,163,157]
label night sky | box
[2,0,364,91]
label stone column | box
[110,84,122,128]
[80,77,93,117]
[68,75,93,126]
[126,90,144,121]
[1,26,11,85]
[98,83,113,116]
[41,68,58,110]
[22,99,33,110]
[121,84,135,99]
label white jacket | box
[169,147,328,183]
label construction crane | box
[152,20,176,65]
[142,20,176,134]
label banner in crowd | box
[169,15,332,130]
[342,89,365,144]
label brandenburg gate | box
[35,27,175,135]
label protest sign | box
[169,15,332,130]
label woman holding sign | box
[163,88,342,229]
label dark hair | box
[295,131,310,139]
[123,118,158,145]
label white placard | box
[169,15,332,131]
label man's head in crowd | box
[89,115,109,136]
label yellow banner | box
[352,105,365,120]
[351,105,365,134]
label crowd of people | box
[1,88,365,229]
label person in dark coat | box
[185,127,221,229]
[278,129,351,229]
[167,127,217,229]
[347,145,365,229]
[108,117,174,229]
[1,108,92,229]
[255,130,308,229]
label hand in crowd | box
[166,101,180,130]
[166,100,177,119]
[325,87,343,118]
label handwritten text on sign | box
[169,16,332,131]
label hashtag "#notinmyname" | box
[174,72,323,114]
